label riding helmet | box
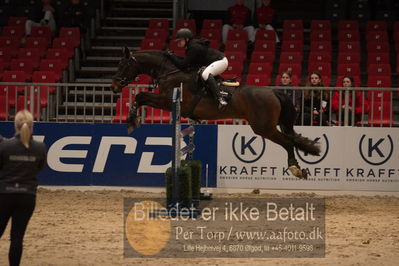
[175,28,193,40]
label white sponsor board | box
[217,126,399,191]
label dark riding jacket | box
[0,135,47,195]
[166,38,225,69]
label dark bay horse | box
[111,48,320,179]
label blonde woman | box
[0,110,46,266]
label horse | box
[111,47,320,179]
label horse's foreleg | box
[127,92,170,133]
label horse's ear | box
[123,46,130,59]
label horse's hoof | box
[289,165,307,179]
[127,117,141,134]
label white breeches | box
[201,57,229,80]
[25,11,56,36]
[222,24,256,44]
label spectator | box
[254,0,280,43]
[278,71,301,113]
[222,0,255,44]
[0,110,47,266]
[24,0,57,40]
[61,0,88,33]
[303,72,329,126]
[331,76,369,126]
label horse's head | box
[111,47,139,93]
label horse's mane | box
[132,50,165,57]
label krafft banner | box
[217,126,399,191]
[0,122,217,187]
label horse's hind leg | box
[250,124,307,179]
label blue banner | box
[0,122,217,187]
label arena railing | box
[0,82,398,127]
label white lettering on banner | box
[137,137,187,173]
[47,136,92,172]
[217,126,399,191]
[92,137,137,173]
[33,135,45,142]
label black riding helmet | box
[175,28,193,40]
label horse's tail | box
[273,90,321,156]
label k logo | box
[232,132,266,163]
[359,135,393,165]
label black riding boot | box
[206,74,228,109]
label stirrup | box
[218,97,227,109]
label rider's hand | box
[165,50,174,57]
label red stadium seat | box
[176,19,196,34]
[311,20,331,31]
[45,48,72,69]
[140,38,165,50]
[336,75,361,87]
[227,29,248,42]
[255,30,276,42]
[52,37,76,54]
[278,63,302,77]
[223,62,243,76]
[202,19,222,30]
[253,40,275,53]
[1,26,24,38]
[246,74,270,86]
[338,20,359,31]
[339,41,360,54]
[113,97,132,123]
[17,48,41,68]
[280,52,302,64]
[145,28,169,42]
[0,47,15,62]
[368,101,393,127]
[248,62,272,75]
[209,39,221,50]
[308,51,331,63]
[283,20,303,30]
[367,64,391,76]
[0,36,21,52]
[251,51,275,63]
[366,21,387,32]
[366,31,388,42]
[144,108,171,124]
[274,74,301,86]
[0,71,28,104]
[337,52,361,64]
[25,37,48,57]
[310,30,331,42]
[282,29,303,41]
[225,51,246,64]
[40,59,65,81]
[168,39,185,56]
[367,90,392,103]
[281,40,303,53]
[367,76,391,88]
[16,96,41,119]
[10,58,34,79]
[0,95,10,120]
[32,71,57,96]
[337,63,360,76]
[200,29,221,41]
[310,41,332,53]
[59,27,80,48]
[31,26,52,44]
[308,62,332,77]
[148,19,169,31]
[0,58,8,74]
[338,30,360,42]
[7,16,27,26]
[225,40,247,55]
[366,41,389,53]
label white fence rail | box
[0,82,398,127]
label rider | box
[165,28,229,109]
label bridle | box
[112,55,138,87]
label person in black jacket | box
[24,0,57,39]
[0,110,47,266]
[165,28,229,109]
